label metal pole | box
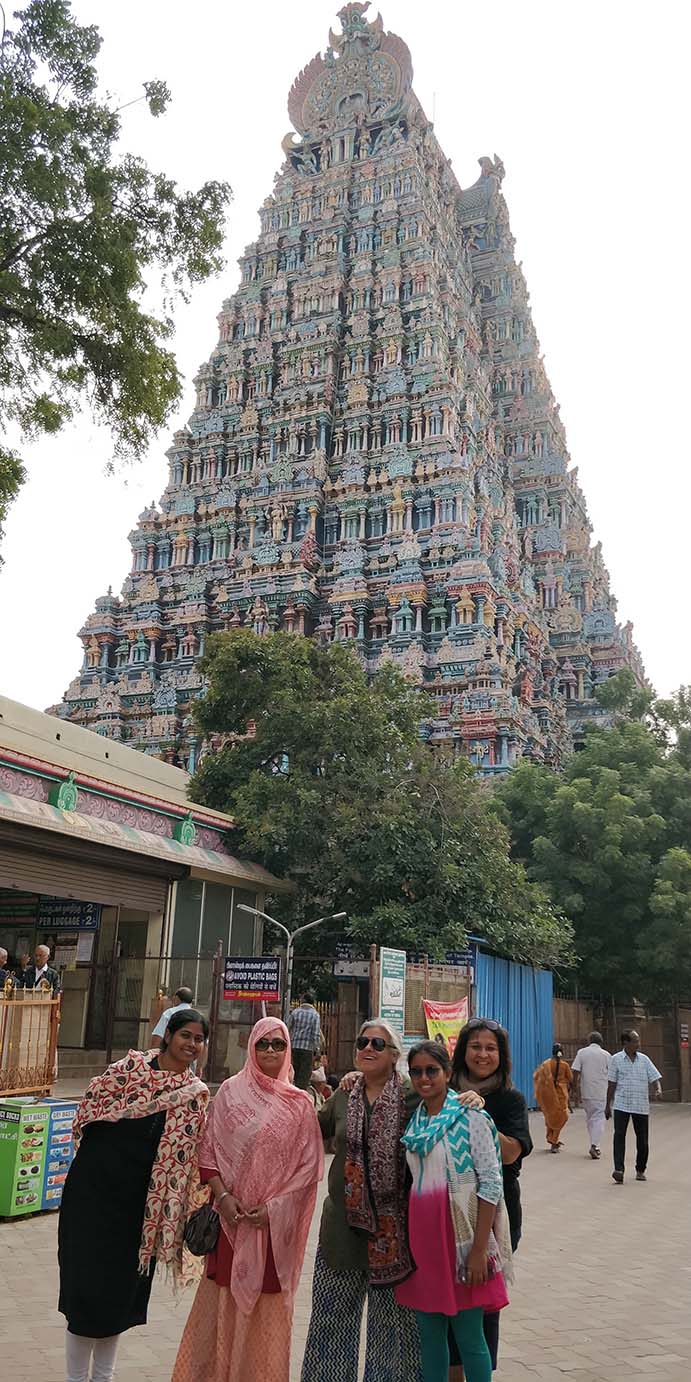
[236,905,347,1026]
[284,936,294,1024]
[206,940,223,1083]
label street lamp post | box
[237,904,347,1022]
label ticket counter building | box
[0,696,285,1076]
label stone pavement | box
[1,1105,689,1382]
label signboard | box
[378,947,406,1035]
[396,1032,422,1076]
[333,959,369,979]
[445,945,477,968]
[38,898,101,931]
[0,892,39,920]
[335,941,353,961]
[223,956,281,1003]
[422,996,469,1057]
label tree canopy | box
[190,630,572,973]
[495,672,691,1003]
[0,0,231,550]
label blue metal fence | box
[475,952,553,1106]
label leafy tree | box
[190,631,571,972]
[496,692,691,1002]
[0,0,231,551]
[594,667,653,721]
[644,849,691,1002]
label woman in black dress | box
[449,1018,532,1378]
[59,1009,209,1382]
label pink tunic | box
[396,1173,509,1315]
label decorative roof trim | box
[0,749,234,834]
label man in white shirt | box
[151,987,194,1048]
[571,1031,610,1159]
[20,943,61,995]
[605,1030,662,1184]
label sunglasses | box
[356,1035,393,1053]
[465,1018,500,1032]
[410,1064,445,1080]
[255,1037,288,1052]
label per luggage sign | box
[223,956,281,1003]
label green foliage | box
[190,631,571,971]
[0,0,231,547]
[496,692,691,1002]
[594,667,653,721]
[0,445,25,554]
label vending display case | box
[0,1096,78,1216]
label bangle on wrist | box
[217,1190,229,1206]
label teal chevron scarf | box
[403,1091,513,1284]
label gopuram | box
[54,3,644,774]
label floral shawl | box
[403,1091,513,1284]
[73,1048,208,1278]
[344,1071,414,1286]
[198,1017,323,1316]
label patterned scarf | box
[403,1092,513,1284]
[73,1048,208,1279]
[344,1071,413,1286]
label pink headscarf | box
[199,1016,323,1315]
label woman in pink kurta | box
[172,1018,323,1382]
[395,1041,511,1382]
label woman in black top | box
[448,1018,532,1376]
[58,1009,209,1382]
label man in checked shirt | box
[287,990,323,1089]
[605,1029,662,1184]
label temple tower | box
[54,4,644,773]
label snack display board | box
[0,1098,78,1216]
[42,1099,79,1209]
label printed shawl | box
[198,1017,323,1316]
[403,1092,513,1285]
[73,1048,208,1278]
[344,1071,413,1286]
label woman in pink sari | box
[172,1017,323,1382]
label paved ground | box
[2,1105,689,1381]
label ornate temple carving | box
[52,3,645,774]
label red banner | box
[422,996,469,1056]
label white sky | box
[1,0,688,705]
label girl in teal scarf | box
[395,1041,512,1382]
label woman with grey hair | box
[301,1020,483,1382]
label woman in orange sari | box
[172,1017,323,1382]
[533,1044,572,1153]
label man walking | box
[571,1031,610,1159]
[287,990,322,1089]
[605,1029,662,1183]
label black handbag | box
[184,1201,220,1256]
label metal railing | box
[0,983,60,1096]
